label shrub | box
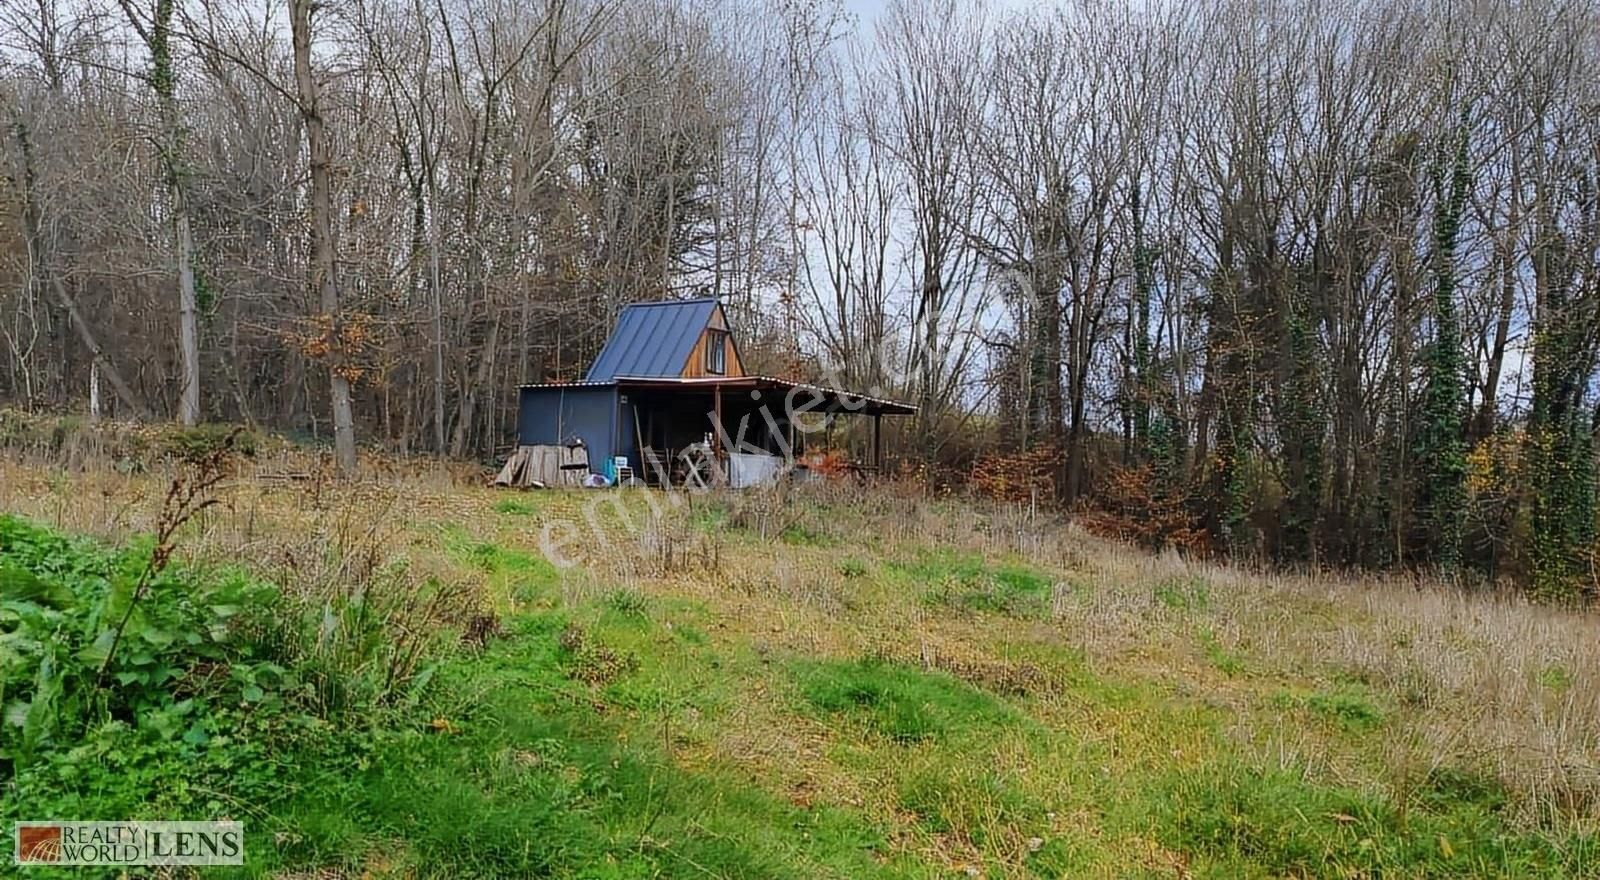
[557,624,639,685]
[969,445,1059,503]
[1077,464,1209,553]
[602,588,650,620]
[285,568,467,717]
[0,509,453,839]
[0,514,282,771]
[161,423,259,461]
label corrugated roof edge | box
[604,374,917,413]
[518,380,617,389]
[623,297,719,307]
[517,376,915,412]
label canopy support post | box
[872,413,882,470]
[713,383,723,459]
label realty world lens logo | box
[14,821,243,866]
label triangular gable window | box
[704,330,728,375]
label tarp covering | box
[728,452,786,488]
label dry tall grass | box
[3,443,1596,832]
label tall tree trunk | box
[291,0,357,474]
[154,0,201,425]
[1473,193,1519,442]
[120,0,201,423]
[450,313,500,459]
[431,209,446,455]
[176,199,200,424]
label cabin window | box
[705,330,728,374]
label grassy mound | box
[796,657,1018,742]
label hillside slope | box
[2,453,1597,878]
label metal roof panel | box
[585,299,718,381]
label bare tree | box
[115,0,201,425]
[290,0,357,472]
[0,0,1594,586]
[798,41,899,392]
[877,0,992,452]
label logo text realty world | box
[15,821,243,866]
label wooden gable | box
[680,304,745,378]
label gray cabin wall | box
[517,386,619,472]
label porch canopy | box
[515,374,914,485]
[610,375,916,417]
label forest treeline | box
[0,0,1595,594]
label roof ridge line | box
[622,297,719,307]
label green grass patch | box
[1146,763,1595,877]
[690,502,730,533]
[781,522,835,546]
[1419,766,1510,814]
[888,547,987,584]
[255,618,918,879]
[1305,686,1384,731]
[600,587,650,620]
[556,601,745,723]
[893,550,1054,618]
[896,765,1041,845]
[1270,684,1386,732]
[1197,628,1245,677]
[492,497,540,516]
[1153,575,1210,611]
[441,528,562,605]
[995,564,1052,596]
[465,540,542,574]
[671,622,708,646]
[838,558,870,579]
[1537,664,1574,692]
[794,657,1017,742]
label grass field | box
[2,445,1598,878]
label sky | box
[842,0,891,29]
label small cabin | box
[513,298,914,487]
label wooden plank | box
[493,446,530,486]
[496,444,592,488]
[680,325,743,378]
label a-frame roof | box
[585,298,721,382]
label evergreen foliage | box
[1527,223,1599,599]
[1279,277,1324,561]
[1412,125,1472,573]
